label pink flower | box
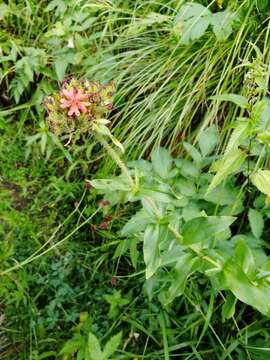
[110,276,117,287]
[60,88,91,117]
[84,181,93,190]
[99,221,109,230]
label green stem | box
[168,224,220,268]
[96,133,134,187]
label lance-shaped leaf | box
[221,292,237,322]
[151,147,172,179]
[198,125,219,157]
[207,148,246,193]
[235,240,256,278]
[174,3,212,44]
[121,209,151,236]
[91,176,131,192]
[144,224,161,279]
[223,261,270,316]
[164,253,198,304]
[210,94,250,109]
[248,208,264,239]
[88,333,103,360]
[182,216,236,245]
[251,169,270,197]
[210,10,236,41]
[103,332,122,359]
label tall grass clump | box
[83,0,270,155]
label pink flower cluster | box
[60,88,91,117]
[43,78,115,137]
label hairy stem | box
[96,133,134,187]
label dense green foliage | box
[1,1,270,359]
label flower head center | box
[60,87,91,117]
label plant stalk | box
[96,133,134,187]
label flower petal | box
[62,89,72,99]
[68,104,78,116]
[60,99,71,108]
[78,104,87,113]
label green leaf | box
[144,224,161,279]
[130,237,138,269]
[174,176,196,197]
[45,0,67,15]
[54,56,68,81]
[128,159,152,173]
[142,198,159,219]
[10,77,25,104]
[16,57,34,82]
[224,122,249,155]
[198,125,219,157]
[210,11,235,41]
[40,133,47,155]
[151,147,172,179]
[203,181,241,206]
[182,216,235,245]
[210,94,250,109]
[251,169,270,197]
[104,290,129,319]
[223,261,270,316]
[182,202,201,221]
[26,133,41,146]
[88,333,103,360]
[108,133,125,153]
[183,142,202,163]
[103,332,122,359]
[235,240,256,278]
[230,234,267,266]
[113,239,129,260]
[251,99,269,127]
[174,3,212,44]
[121,210,151,236]
[248,208,264,239]
[221,292,237,322]
[164,253,197,304]
[60,334,85,355]
[127,12,169,36]
[93,123,111,136]
[208,148,246,193]
[78,348,87,360]
[91,177,131,192]
[160,245,185,267]
[257,0,269,11]
[49,132,73,163]
[73,17,97,32]
[96,123,124,152]
[139,187,176,204]
[175,159,200,178]
[0,3,9,20]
